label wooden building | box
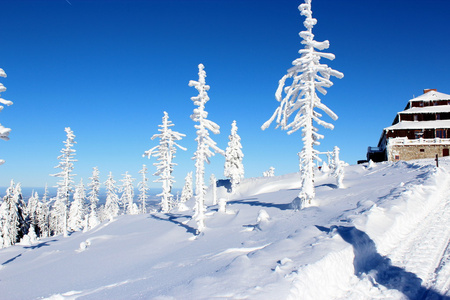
[368,89,450,162]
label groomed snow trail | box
[386,167,450,298]
[343,162,450,299]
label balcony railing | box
[388,137,450,145]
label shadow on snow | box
[316,225,449,300]
[150,213,197,235]
[228,198,291,211]
[2,239,57,266]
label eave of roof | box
[385,120,450,131]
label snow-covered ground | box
[0,159,449,299]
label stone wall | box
[388,144,450,161]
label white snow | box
[409,90,450,102]
[385,119,450,130]
[0,159,449,299]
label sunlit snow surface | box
[1,159,450,299]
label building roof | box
[409,90,450,102]
[401,105,450,114]
[385,120,450,131]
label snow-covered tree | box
[0,67,13,165]
[27,191,40,236]
[179,172,193,211]
[263,167,275,177]
[0,181,19,247]
[138,164,149,214]
[189,64,224,233]
[261,0,343,209]
[51,127,77,236]
[120,171,138,215]
[0,181,28,247]
[144,111,186,213]
[210,174,217,205]
[68,179,87,231]
[224,120,244,191]
[86,167,100,230]
[331,146,345,188]
[103,172,120,221]
[36,197,50,238]
[13,183,29,241]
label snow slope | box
[0,159,449,299]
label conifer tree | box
[27,191,40,237]
[224,120,244,191]
[210,174,217,205]
[36,197,50,238]
[51,127,77,236]
[0,181,19,247]
[86,167,101,229]
[68,179,86,231]
[179,172,193,211]
[144,111,186,213]
[331,146,345,188]
[103,172,120,221]
[138,164,149,214]
[189,64,224,233]
[120,171,138,215]
[261,0,343,208]
[0,67,13,165]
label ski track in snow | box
[386,171,450,297]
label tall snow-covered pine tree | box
[0,67,13,165]
[262,0,343,209]
[189,64,224,233]
[51,127,77,236]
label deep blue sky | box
[1,0,450,189]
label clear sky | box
[1,0,450,189]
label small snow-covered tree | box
[224,120,244,191]
[263,167,275,177]
[144,111,186,213]
[189,64,224,233]
[36,197,50,238]
[138,164,149,214]
[331,146,345,188]
[27,191,40,236]
[86,167,100,230]
[210,174,217,205]
[261,0,343,209]
[103,172,120,221]
[179,172,193,211]
[68,179,86,231]
[120,171,138,215]
[51,127,77,236]
[0,67,13,165]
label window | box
[395,155,400,160]
[436,129,447,138]
[414,115,419,121]
[436,113,441,120]
[420,149,425,152]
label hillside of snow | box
[0,159,449,299]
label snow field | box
[0,159,449,299]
